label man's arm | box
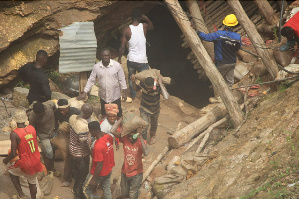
[110,118,122,138]
[41,79,51,101]
[130,74,141,92]
[118,28,130,63]
[89,161,103,186]
[158,76,169,100]
[117,63,128,101]
[139,133,149,156]
[141,15,154,32]
[77,67,97,100]
[3,132,19,165]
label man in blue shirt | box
[193,14,241,103]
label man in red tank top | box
[280,11,299,51]
[3,110,43,199]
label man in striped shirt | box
[130,75,169,145]
[69,103,94,199]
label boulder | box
[250,60,268,77]
[13,87,29,108]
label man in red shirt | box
[3,110,43,199]
[83,121,116,199]
[118,128,149,199]
[280,11,299,51]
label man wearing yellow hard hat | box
[192,14,241,103]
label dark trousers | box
[121,172,143,199]
[127,60,149,99]
[63,154,73,182]
[72,155,90,199]
[100,97,122,117]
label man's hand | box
[77,92,87,101]
[3,157,9,165]
[118,57,122,64]
[89,178,96,187]
[191,23,197,31]
[158,75,163,85]
[141,15,149,21]
[122,89,127,102]
[130,74,135,82]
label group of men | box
[4,6,299,199]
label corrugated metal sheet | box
[59,22,97,73]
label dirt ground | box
[0,90,199,199]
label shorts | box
[7,163,37,184]
[39,139,54,159]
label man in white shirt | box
[119,9,154,100]
[78,48,127,117]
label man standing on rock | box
[29,101,57,175]
[69,103,94,199]
[192,14,241,103]
[77,48,127,118]
[18,50,51,104]
[3,110,43,199]
[118,9,154,100]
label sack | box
[273,50,293,67]
[122,111,148,136]
[39,173,54,196]
[50,133,69,161]
[152,174,185,199]
[180,152,209,172]
[169,165,187,176]
[135,69,172,85]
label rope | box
[232,75,299,90]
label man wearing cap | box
[54,99,81,187]
[69,104,94,199]
[100,104,121,151]
[83,121,117,199]
[114,127,148,199]
[3,110,43,199]
[192,14,241,103]
[29,100,57,174]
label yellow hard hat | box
[223,14,238,27]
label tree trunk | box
[186,0,214,60]
[227,0,278,80]
[164,0,243,128]
[168,103,227,149]
[254,0,279,25]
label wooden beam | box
[165,0,243,128]
[254,0,279,25]
[186,0,214,60]
[227,0,279,80]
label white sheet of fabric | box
[128,23,148,63]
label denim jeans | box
[140,108,160,140]
[127,60,149,98]
[120,172,143,199]
[83,172,112,199]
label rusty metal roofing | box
[58,22,97,73]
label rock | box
[13,87,29,108]
[152,174,185,199]
[49,78,62,93]
[250,60,268,77]
[51,91,70,100]
[64,75,79,92]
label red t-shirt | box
[121,136,146,177]
[284,11,299,37]
[14,125,43,175]
[90,134,115,176]
[99,119,121,145]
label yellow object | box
[223,14,238,26]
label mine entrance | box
[146,3,213,109]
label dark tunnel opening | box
[105,2,214,109]
[145,3,213,109]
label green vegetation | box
[16,81,30,89]
[87,95,100,103]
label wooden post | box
[186,0,214,60]
[164,0,243,128]
[254,0,279,25]
[227,0,278,80]
[79,71,88,95]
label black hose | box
[277,63,299,74]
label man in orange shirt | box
[3,110,43,199]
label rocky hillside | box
[163,82,299,199]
